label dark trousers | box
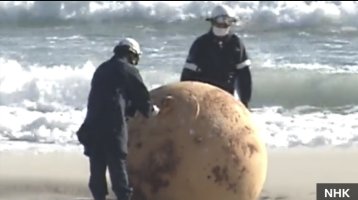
[88,150,133,200]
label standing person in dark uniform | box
[76,38,160,200]
[180,4,252,109]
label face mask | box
[128,52,140,65]
[212,26,230,37]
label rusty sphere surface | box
[127,81,267,200]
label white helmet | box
[118,37,142,55]
[206,5,237,23]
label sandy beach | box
[261,147,358,200]
[1,147,357,200]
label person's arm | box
[180,39,201,81]
[233,36,252,108]
[235,67,252,108]
[124,66,154,118]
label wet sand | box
[0,147,357,200]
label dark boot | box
[114,187,133,200]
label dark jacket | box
[180,30,252,107]
[77,56,153,157]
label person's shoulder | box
[230,33,243,43]
[93,59,108,74]
[230,33,249,48]
[90,60,111,84]
[198,32,212,41]
[117,61,140,76]
[96,59,115,73]
[117,59,134,70]
[125,64,139,75]
[191,32,211,47]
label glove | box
[242,101,249,108]
[151,105,160,117]
[242,101,252,112]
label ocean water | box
[1,1,358,152]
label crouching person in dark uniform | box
[76,38,160,200]
[180,4,252,109]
